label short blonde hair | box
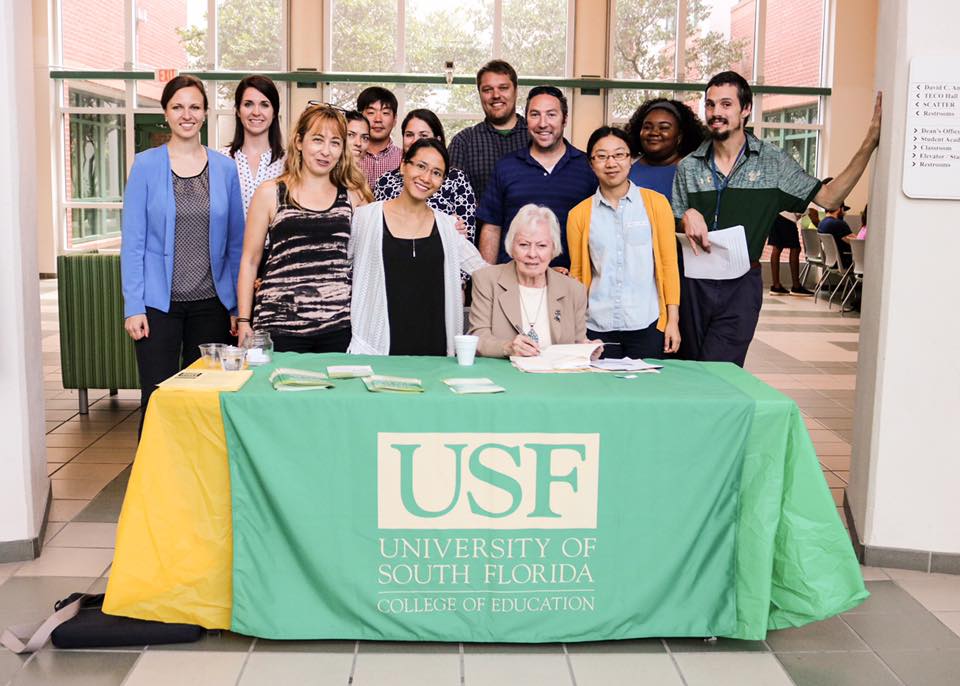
[504,204,563,259]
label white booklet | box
[590,357,663,373]
[676,225,751,280]
[443,378,506,394]
[510,342,603,373]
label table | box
[104,354,866,642]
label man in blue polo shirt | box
[477,86,597,269]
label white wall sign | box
[903,56,960,199]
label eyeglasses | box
[405,159,445,181]
[590,151,631,163]
[306,101,349,115]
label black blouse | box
[382,216,446,356]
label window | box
[609,0,827,178]
[54,0,286,248]
[327,0,572,135]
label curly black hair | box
[624,98,707,160]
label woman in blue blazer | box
[120,75,244,431]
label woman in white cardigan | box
[349,138,487,356]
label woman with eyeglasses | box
[566,126,680,360]
[349,138,487,356]
[373,109,476,241]
[235,104,372,353]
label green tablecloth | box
[222,354,865,642]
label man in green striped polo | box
[672,71,881,366]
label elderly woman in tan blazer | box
[469,204,595,358]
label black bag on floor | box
[1,592,204,653]
[51,593,204,649]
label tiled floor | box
[2,280,959,685]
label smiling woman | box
[235,104,371,354]
[349,138,488,356]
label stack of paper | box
[327,365,374,379]
[269,368,334,392]
[157,369,253,392]
[590,358,662,373]
[676,225,751,280]
[362,375,424,393]
[443,378,506,394]
[510,343,602,373]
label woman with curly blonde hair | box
[236,104,372,352]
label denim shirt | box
[586,183,660,332]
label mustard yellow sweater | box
[566,187,680,332]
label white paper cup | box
[454,335,479,366]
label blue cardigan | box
[120,145,245,318]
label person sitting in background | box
[345,110,371,161]
[768,212,813,296]
[567,126,680,360]
[625,98,706,200]
[356,86,402,188]
[374,109,476,242]
[349,139,487,356]
[817,203,853,268]
[121,75,244,433]
[857,204,868,239]
[470,205,596,358]
[236,104,371,354]
[476,86,597,269]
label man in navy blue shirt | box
[476,86,597,269]
[817,204,853,268]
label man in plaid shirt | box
[449,60,530,214]
[356,86,402,188]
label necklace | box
[519,286,546,343]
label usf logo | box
[377,433,599,529]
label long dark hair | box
[401,109,446,145]
[228,75,284,163]
[625,98,706,159]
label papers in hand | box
[158,369,253,392]
[590,357,662,373]
[269,368,334,391]
[327,365,374,379]
[362,375,424,393]
[676,225,751,280]
[510,342,602,373]
[443,378,506,394]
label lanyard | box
[708,141,748,231]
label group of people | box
[120,60,882,424]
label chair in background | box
[58,253,140,413]
[840,238,866,315]
[800,228,824,286]
[815,233,853,309]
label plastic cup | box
[454,335,479,366]
[198,343,225,369]
[219,346,246,372]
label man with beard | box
[449,60,530,208]
[672,70,881,366]
[476,86,596,269]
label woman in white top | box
[349,138,487,356]
[222,75,285,213]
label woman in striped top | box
[236,104,372,353]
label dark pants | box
[588,322,664,360]
[135,297,231,434]
[272,326,352,354]
[682,266,763,367]
[674,246,698,361]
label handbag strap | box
[0,594,86,654]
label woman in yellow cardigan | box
[567,126,680,359]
